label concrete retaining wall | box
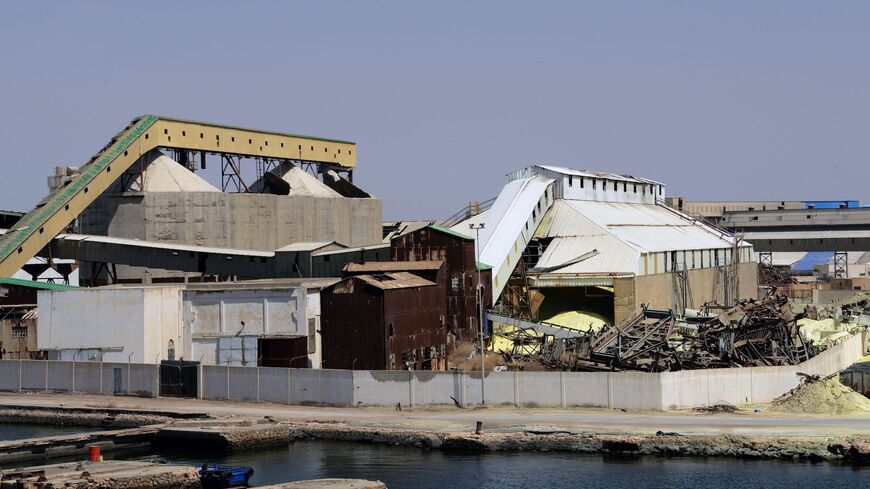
[0,360,159,397]
[196,334,862,409]
[0,334,862,410]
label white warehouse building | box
[464,165,758,326]
[37,279,331,367]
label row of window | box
[567,175,662,196]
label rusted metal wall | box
[391,228,492,343]
[383,283,446,370]
[321,278,387,370]
[258,337,309,368]
[321,276,447,370]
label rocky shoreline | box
[285,421,870,462]
[154,418,870,463]
[3,404,870,463]
[0,404,207,429]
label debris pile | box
[770,374,870,415]
[501,293,823,372]
[758,263,797,286]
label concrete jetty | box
[0,427,160,464]
[0,460,199,488]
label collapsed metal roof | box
[355,271,436,290]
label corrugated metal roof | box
[382,220,436,242]
[356,272,435,290]
[56,233,276,257]
[0,278,79,291]
[275,241,339,252]
[449,211,488,234]
[561,200,745,253]
[314,242,390,256]
[428,224,473,241]
[535,236,640,274]
[479,175,553,273]
[536,200,610,239]
[534,164,665,186]
[344,260,443,273]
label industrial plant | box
[0,115,867,410]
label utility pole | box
[470,222,486,405]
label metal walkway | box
[0,115,357,277]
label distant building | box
[665,197,861,220]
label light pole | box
[470,222,486,405]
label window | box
[580,177,584,188]
[11,327,26,339]
[633,184,637,193]
[568,175,573,186]
[613,181,617,191]
[624,182,627,192]
[592,179,596,190]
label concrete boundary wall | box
[0,360,159,398]
[0,334,862,410]
[202,333,869,409]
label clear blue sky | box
[0,1,867,219]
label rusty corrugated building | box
[321,271,446,370]
[0,307,39,359]
[0,279,72,360]
[390,225,493,343]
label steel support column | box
[833,251,848,278]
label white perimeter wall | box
[199,333,863,409]
[9,333,863,410]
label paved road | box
[2,393,869,437]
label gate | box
[159,360,199,397]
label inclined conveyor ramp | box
[0,115,357,277]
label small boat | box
[199,463,255,488]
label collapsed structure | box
[501,293,815,372]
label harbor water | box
[147,440,870,489]
[0,422,92,441]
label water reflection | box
[148,440,870,489]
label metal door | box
[159,360,199,397]
[113,368,122,394]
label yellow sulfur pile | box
[770,377,870,415]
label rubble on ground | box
[500,292,829,372]
[758,263,797,286]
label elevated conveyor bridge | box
[0,115,357,277]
